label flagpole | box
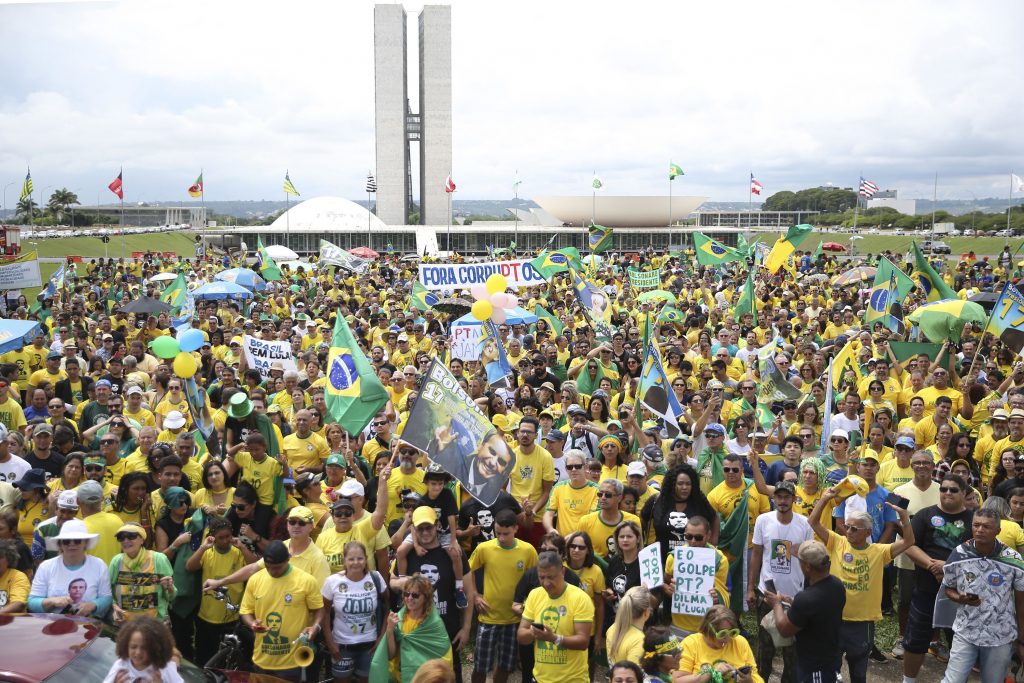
[367,181,371,249]
[746,172,752,243]
[668,163,673,232]
[1008,170,1014,235]
[931,171,938,236]
[447,183,452,255]
[591,169,596,226]
[200,168,205,232]
[852,174,860,233]
[514,171,519,249]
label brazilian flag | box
[160,272,188,315]
[693,232,743,266]
[410,281,438,312]
[588,223,614,253]
[912,241,958,302]
[533,304,564,335]
[325,315,389,434]
[257,237,282,281]
[658,306,684,325]
[530,247,582,278]
[733,270,756,322]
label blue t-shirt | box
[765,459,798,486]
[833,484,898,543]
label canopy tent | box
[191,281,254,300]
[0,320,42,355]
[264,244,298,261]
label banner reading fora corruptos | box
[401,359,514,506]
[0,252,42,289]
[418,259,546,291]
[242,334,298,381]
[627,267,661,290]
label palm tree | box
[48,188,79,223]
[16,197,38,223]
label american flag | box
[859,177,880,198]
[750,174,763,196]
[365,172,377,194]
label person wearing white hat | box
[31,488,80,562]
[153,377,190,432]
[28,518,111,618]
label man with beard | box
[392,506,474,682]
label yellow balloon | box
[173,351,198,379]
[471,299,493,321]
[485,273,507,295]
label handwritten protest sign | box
[671,546,717,616]
[638,542,663,589]
[449,322,482,362]
[242,335,298,380]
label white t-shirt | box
[0,454,30,484]
[828,414,861,440]
[321,571,384,645]
[751,511,814,598]
[103,659,183,683]
[30,555,112,612]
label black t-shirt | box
[458,491,522,553]
[994,477,1024,500]
[910,504,973,592]
[644,497,715,563]
[100,374,125,396]
[416,488,459,543]
[405,545,469,636]
[604,554,641,621]
[787,575,846,670]
[25,451,64,478]
[226,503,276,546]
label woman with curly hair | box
[641,464,718,561]
[111,472,153,543]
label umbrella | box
[264,244,298,261]
[279,260,317,272]
[122,297,172,314]
[968,290,1001,312]
[0,320,42,355]
[452,306,538,327]
[216,268,266,291]
[638,290,677,305]
[149,272,179,283]
[907,299,986,343]
[833,266,877,287]
[350,247,379,258]
[822,242,847,252]
[433,297,473,316]
[191,281,254,301]
[806,273,830,283]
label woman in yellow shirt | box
[677,604,764,683]
[192,461,235,518]
[606,585,652,667]
[14,470,50,547]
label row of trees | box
[11,188,96,226]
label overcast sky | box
[1,0,1022,206]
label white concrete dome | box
[268,196,387,232]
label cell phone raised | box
[531,622,545,631]
[764,579,777,594]
[885,492,910,510]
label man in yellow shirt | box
[0,379,26,434]
[282,409,329,476]
[707,454,771,556]
[508,416,555,547]
[543,450,598,536]
[27,351,66,392]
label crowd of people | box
[0,240,1022,683]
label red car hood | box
[0,613,102,682]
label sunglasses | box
[830,438,848,444]
[232,503,250,510]
[404,592,422,599]
[116,532,141,542]
[710,626,740,640]
[372,421,387,427]
[399,449,417,456]
[568,544,588,550]
[722,467,742,473]
[565,464,584,471]
[597,491,619,499]
[84,465,105,472]
[939,487,961,494]
[683,533,704,542]
[333,509,354,518]
[845,525,867,533]
[59,539,84,546]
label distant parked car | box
[921,240,951,254]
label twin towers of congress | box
[374,4,452,227]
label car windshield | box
[49,624,209,683]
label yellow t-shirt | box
[666,546,730,633]
[878,460,915,492]
[566,563,605,603]
[232,451,284,506]
[468,539,538,625]
[546,481,599,536]
[679,632,764,683]
[0,567,30,608]
[256,540,331,586]
[315,521,380,574]
[85,511,126,565]
[792,485,823,520]
[913,386,962,418]
[522,584,594,683]
[239,566,324,671]
[707,481,771,551]
[600,463,629,485]
[282,432,330,472]
[509,445,555,521]
[606,623,645,665]
[0,398,27,434]
[577,511,643,559]
[385,468,426,526]
[192,487,236,515]
[197,545,246,624]
[824,529,893,621]
[28,367,66,388]
[123,406,156,428]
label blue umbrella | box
[452,306,538,326]
[0,320,43,355]
[215,268,266,291]
[191,281,254,301]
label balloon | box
[490,307,507,324]
[173,351,198,379]
[177,328,206,353]
[490,292,513,309]
[470,284,490,302]
[485,273,507,295]
[150,336,180,359]
[471,299,493,321]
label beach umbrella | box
[453,306,538,326]
[351,247,379,258]
[968,291,1001,312]
[638,290,677,305]
[216,268,266,291]
[122,297,171,314]
[833,266,877,287]
[264,245,298,261]
[191,281,254,301]
[149,272,179,283]
[907,299,986,343]
[433,297,473,316]
[0,320,43,355]
[806,273,830,283]
[822,242,847,252]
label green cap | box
[325,453,345,467]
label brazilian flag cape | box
[717,481,752,614]
[369,607,453,683]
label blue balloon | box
[178,327,206,353]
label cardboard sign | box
[671,546,717,616]
[638,542,663,589]
[241,335,298,380]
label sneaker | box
[455,587,468,609]
[929,639,950,662]
[891,641,905,659]
[869,645,887,662]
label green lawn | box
[752,230,1019,257]
[27,231,198,259]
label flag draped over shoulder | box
[831,340,863,391]
[588,223,613,253]
[733,270,755,322]
[325,315,389,434]
[369,608,452,683]
[693,233,743,266]
[638,341,685,436]
[575,358,606,396]
[912,241,957,302]
[988,282,1024,355]
[256,237,282,281]
[530,248,581,278]
[160,272,188,314]
[764,224,813,274]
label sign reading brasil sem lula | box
[418,259,546,291]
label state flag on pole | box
[859,177,880,199]
[19,169,33,202]
[444,175,456,193]
[750,174,762,195]
[669,163,684,180]
[108,170,124,200]
[283,171,300,196]
[188,172,204,198]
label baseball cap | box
[752,429,769,440]
[325,453,345,468]
[288,505,315,523]
[566,404,586,416]
[895,436,916,449]
[125,385,143,396]
[640,444,664,462]
[32,423,54,436]
[338,480,365,498]
[77,480,105,506]
[94,379,112,389]
[294,472,322,491]
[330,497,355,511]
[263,540,290,564]
[543,430,566,443]
[46,351,61,360]
[57,489,79,510]
[627,462,647,477]
[774,480,797,496]
[860,449,880,463]
[412,507,437,527]
[704,423,726,436]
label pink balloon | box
[471,284,490,301]
[490,307,507,324]
[491,292,513,309]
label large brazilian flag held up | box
[325,315,389,434]
[693,232,743,266]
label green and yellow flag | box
[325,314,389,434]
[588,223,614,253]
[410,281,438,311]
[530,247,582,278]
[693,232,743,266]
[831,340,863,391]
[19,169,33,202]
[733,270,756,322]
[764,224,813,274]
[160,272,188,314]
[533,304,564,335]
[257,237,282,281]
[911,241,958,302]
[283,171,300,196]
[669,163,684,180]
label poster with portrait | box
[401,358,514,506]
